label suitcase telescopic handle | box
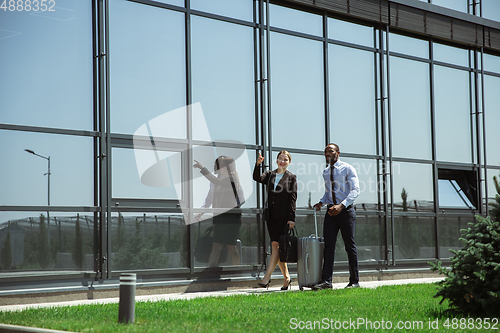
[314,209,318,238]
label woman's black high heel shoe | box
[281,279,292,291]
[258,280,271,289]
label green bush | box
[430,215,500,317]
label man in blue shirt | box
[313,143,360,289]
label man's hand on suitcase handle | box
[287,221,295,229]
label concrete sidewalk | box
[0,277,443,313]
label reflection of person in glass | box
[253,151,297,290]
[194,156,244,267]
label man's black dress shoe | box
[312,281,332,290]
[345,283,360,289]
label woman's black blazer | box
[253,164,297,222]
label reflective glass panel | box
[109,1,186,136]
[485,75,500,166]
[270,33,324,150]
[193,146,257,212]
[271,151,326,210]
[0,0,92,130]
[438,179,474,208]
[328,18,373,47]
[342,158,379,210]
[432,0,468,13]
[438,215,474,259]
[269,4,322,36]
[193,213,259,268]
[329,45,376,155]
[0,131,93,206]
[482,0,500,22]
[191,0,253,22]
[483,53,500,74]
[433,43,469,67]
[389,57,432,160]
[112,147,181,200]
[110,212,188,270]
[434,66,472,163]
[392,162,434,212]
[192,16,255,144]
[486,169,500,212]
[0,212,95,271]
[389,33,429,59]
[355,215,385,263]
[394,216,435,260]
[157,0,184,6]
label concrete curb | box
[0,323,76,333]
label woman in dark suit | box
[253,150,297,290]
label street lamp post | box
[25,149,51,244]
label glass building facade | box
[1,0,500,288]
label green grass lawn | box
[0,283,487,332]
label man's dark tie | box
[330,165,336,205]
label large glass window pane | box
[485,75,500,166]
[328,18,373,47]
[394,216,435,260]
[0,0,92,130]
[392,162,434,212]
[389,33,429,59]
[434,66,472,163]
[270,33,324,150]
[438,179,475,208]
[432,0,468,13]
[109,1,186,136]
[0,131,93,206]
[329,45,376,155]
[269,4,322,36]
[438,215,474,259]
[482,0,500,22]
[433,43,469,67]
[483,53,500,74]
[356,215,385,263]
[191,0,253,22]
[0,212,95,271]
[193,214,259,268]
[192,17,255,144]
[112,147,181,200]
[110,212,188,270]
[486,169,500,212]
[153,0,184,6]
[342,158,379,210]
[390,57,432,160]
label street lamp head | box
[25,149,35,155]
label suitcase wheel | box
[299,285,304,291]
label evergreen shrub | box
[430,215,500,317]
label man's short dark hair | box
[326,143,340,153]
